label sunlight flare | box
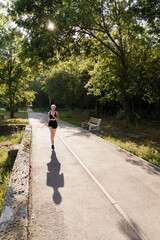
[47,21,56,31]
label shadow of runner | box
[47,150,64,204]
[118,219,142,240]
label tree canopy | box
[0,0,159,121]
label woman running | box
[48,104,59,149]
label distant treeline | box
[30,55,160,122]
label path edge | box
[0,124,32,240]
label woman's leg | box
[52,129,56,144]
[49,127,54,144]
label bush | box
[116,109,125,120]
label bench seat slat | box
[89,117,99,124]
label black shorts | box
[48,120,58,129]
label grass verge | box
[0,149,12,214]
[59,110,160,168]
[0,109,28,124]
[0,109,26,215]
[0,130,24,215]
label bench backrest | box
[89,117,100,125]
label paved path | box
[28,109,160,240]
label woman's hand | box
[48,112,59,121]
[52,112,59,121]
[50,116,58,121]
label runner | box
[48,104,59,149]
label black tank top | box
[49,111,57,119]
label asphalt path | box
[28,109,160,240]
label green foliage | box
[116,110,125,120]
[0,149,11,215]
[0,129,24,215]
[0,10,35,118]
[29,76,49,108]
[45,64,71,106]
[135,0,160,36]
[10,0,160,121]
[43,58,95,109]
[85,55,122,103]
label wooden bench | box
[0,115,4,120]
[82,117,102,132]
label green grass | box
[0,131,24,145]
[0,130,24,215]
[59,110,160,168]
[0,109,26,215]
[97,134,160,167]
[0,118,28,124]
[0,149,12,214]
[0,109,28,124]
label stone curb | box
[0,125,32,240]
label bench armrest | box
[82,122,90,127]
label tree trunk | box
[48,93,52,107]
[120,67,132,123]
[9,85,15,118]
[95,100,98,116]
[139,97,142,113]
[10,98,14,118]
[121,87,132,122]
[132,97,134,115]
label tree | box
[11,0,145,121]
[44,65,69,107]
[29,76,49,108]
[86,35,160,119]
[0,27,35,117]
[43,57,95,110]
[44,61,82,108]
[11,0,160,121]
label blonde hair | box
[51,104,56,109]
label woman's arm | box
[48,112,50,121]
[55,112,59,120]
[52,112,59,121]
[49,112,59,121]
[52,111,59,121]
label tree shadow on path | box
[47,150,64,205]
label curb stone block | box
[8,144,21,166]
[0,125,31,240]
